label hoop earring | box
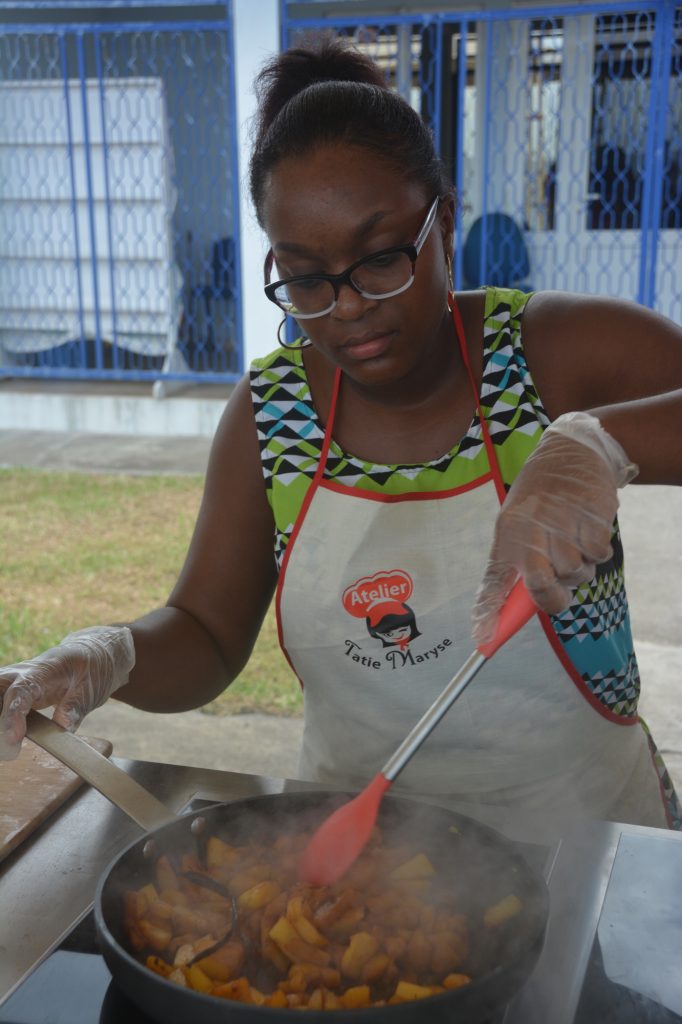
[445,254,455,312]
[277,315,307,350]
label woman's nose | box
[331,280,379,321]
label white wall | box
[233,0,282,368]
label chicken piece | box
[195,940,245,981]
[443,972,472,989]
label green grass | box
[0,467,303,717]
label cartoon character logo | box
[342,570,421,651]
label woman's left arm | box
[471,293,682,640]
[589,389,682,485]
[523,291,682,485]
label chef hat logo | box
[342,570,414,622]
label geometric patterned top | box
[250,285,680,826]
[251,287,548,568]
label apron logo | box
[342,570,421,651]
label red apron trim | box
[278,308,514,687]
[641,722,675,828]
[276,305,638,738]
[318,472,494,503]
[275,582,306,689]
[317,366,342,474]
[275,365,344,688]
[450,299,507,504]
[538,612,639,726]
[451,298,640,731]
[274,474,329,691]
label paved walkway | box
[2,428,681,793]
[0,428,212,476]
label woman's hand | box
[472,412,638,646]
[0,625,135,760]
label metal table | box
[1,758,681,1023]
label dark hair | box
[249,35,451,225]
[366,605,421,647]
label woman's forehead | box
[262,144,427,246]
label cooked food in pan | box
[122,824,522,1010]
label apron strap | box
[450,297,507,505]
[316,366,342,482]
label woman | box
[1,40,681,831]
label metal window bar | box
[282,1,682,325]
[0,12,242,383]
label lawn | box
[0,468,303,716]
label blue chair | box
[178,235,237,372]
[462,213,532,290]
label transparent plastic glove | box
[0,625,135,761]
[472,412,638,646]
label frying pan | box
[25,713,549,1023]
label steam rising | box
[100,789,549,1015]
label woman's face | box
[261,143,454,388]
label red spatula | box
[298,578,537,885]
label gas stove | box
[2,764,682,1024]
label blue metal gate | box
[0,5,243,383]
[282,1,681,326]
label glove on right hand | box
[0,625,135,760]
[471,412,638,647]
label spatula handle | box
[381,579,538,784]
[476,578,537,659]
[25,710,175,831]
[381,649,486,782]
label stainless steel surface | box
[0,756,296,1004]
[3,751,682,1020]
[25,711,175,832]
[502,820,624,1024]
[504,822,682,1024]
[382,650,487,780]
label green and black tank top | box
[250,286,680,827]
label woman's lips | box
[341,331,394,361]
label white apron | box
[276,305,668,831]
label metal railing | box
[282,1,682,326]
[1,1,679,387]
[0,6,243,383]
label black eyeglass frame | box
[263,194,443,320]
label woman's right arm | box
[118,374,278,711]
[0,374,278,752]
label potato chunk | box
[269,916,331,967]
[124,821,481,1011]
[238,880,280,910]
[340,932,380,979]
[389,853,436,881]
[484,893,523,928]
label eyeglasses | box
[263,195,442,320]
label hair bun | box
[254,35,386,137]
[249,36,451,225]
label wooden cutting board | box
[0,734,113,864]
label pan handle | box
[25,710,176,832]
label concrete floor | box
[2,428,681,794]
